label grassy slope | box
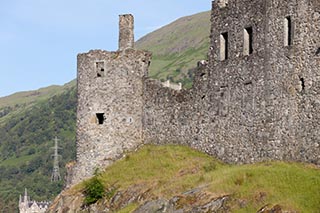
[0,80,76,125]
[136,11,210,87]
[75,145,320,212]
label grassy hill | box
[49,145,320,212]
[0,80,76,125]
[136,11,210,88]
[0,11,211,212]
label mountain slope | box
[0,87,77,211]
[0,80,76,127]
[136,11,210,87]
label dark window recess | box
[96,62,105,77]
[220,32,229,61]
[244,81,252,86]
[316,47,320,55]
[96,113,105,124]
[285,16,293,46]
[300,77,305,91]
[244,27,253,55]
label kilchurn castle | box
[69,0,320,184]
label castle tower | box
[72,14,151,184]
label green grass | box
[0,154,37,167]
[74,145,320,212]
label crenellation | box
[70,1,320,185]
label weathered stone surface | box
[144,0,320,165]
[48,185,230,213]
[119,14,134,51]
[71,48,151,184]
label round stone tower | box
[71,14,151,184]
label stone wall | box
[143,0,320,165]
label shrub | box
[83,177,105,205]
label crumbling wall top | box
[119,14,134,51]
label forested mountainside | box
[0,87,77,211]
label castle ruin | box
[71,0,320,184]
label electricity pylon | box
[51,137,61,182]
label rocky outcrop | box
[47,184,231,213]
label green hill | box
[136,11,210,88]
[0,86,77,211]
[49,145,320,212]
[0,11,210,212]
[0,80,76,126]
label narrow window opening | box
[220,32,228,61]
[244,27,253,55]
[284,16,293,46]
[96,113,105,125]
[316,47,320,56]
[96,62,105,77]
[300,77,305,91]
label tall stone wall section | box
[143,0,320,165]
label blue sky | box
[0,0,211,97]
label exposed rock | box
[257,204,297,213]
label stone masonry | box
[72,15,151,184]
[71,1,320,184]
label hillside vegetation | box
[0,80,76,126]
[0,86,77,211]
[49,145,320,212]
[0,11,210,212]
[136,11,210,88]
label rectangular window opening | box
[96,113,105,125]
[284,16,293,46]
[220,32,228,61]
[96,62,105,77]
[244,27,253,55]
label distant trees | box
[0,87,77,212]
